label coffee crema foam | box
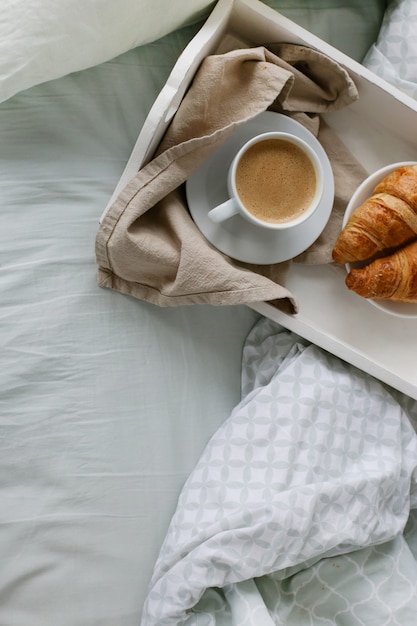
[235,138,317,223]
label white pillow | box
[0,0,214,103]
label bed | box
[1,1,417,625]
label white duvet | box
[142,319,417,625]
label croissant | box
[332,164,417,264]
[345,239,417,302]
[373,164,417,207]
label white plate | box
[344,161,417,319]
[185,111,334,265]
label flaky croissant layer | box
[346,239,417,302]
[332,164,417,264]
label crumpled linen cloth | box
[140,318,417,625]
[95,44,367,313]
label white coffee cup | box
[208,131,324,229]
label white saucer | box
[185,111,334,265]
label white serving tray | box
[102,0,417,400]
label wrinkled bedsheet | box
[142,318,417,625]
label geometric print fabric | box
[141,319,417,625]
[363,0,417,99]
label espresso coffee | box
[235,138,317,224]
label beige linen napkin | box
[95,44,367,313]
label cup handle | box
[207,199,239,223]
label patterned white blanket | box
[142,319,417,625]
[364,0,417,99]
